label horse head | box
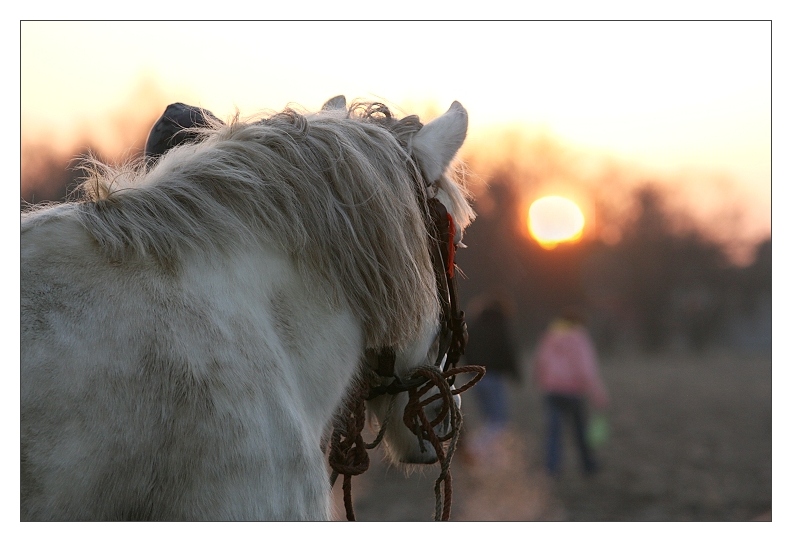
[334,98,480,466]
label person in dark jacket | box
[463,295,519,462]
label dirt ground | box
[330,351,772,522]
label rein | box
[328,196,486,521]
[328,364,484,521]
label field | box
[331,351,772,522]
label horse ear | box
[412,101,468,183]
[321,95,347,111]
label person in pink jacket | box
[533,308,609,476]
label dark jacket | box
[464,307,519,379]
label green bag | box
[587,412,609,449]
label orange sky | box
[20,21,771,256]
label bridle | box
[365,196,469,398]
[328,167,485,521]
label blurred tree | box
[21,142,80,205]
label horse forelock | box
[64,103,473,350]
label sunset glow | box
[528,196,586,248]
[18,21,771,261]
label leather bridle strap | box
[427,197,468,374]
[367,197,468,399]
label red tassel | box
[446,213,456,278]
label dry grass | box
[337,350,771,522]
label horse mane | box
[65,102,473,350]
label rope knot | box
[328,364,485,521]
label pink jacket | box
[533,321,610,408]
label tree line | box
[21,120,771,355]
[457,176,771,354]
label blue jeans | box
[544,393,598,475]
[473,371,510,429]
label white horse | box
[21,96,475,520]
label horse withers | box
[21,96,475,520]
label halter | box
[366,197,469,399]
[328,190,485,521]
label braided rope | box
[327,380,369,521]
[328,364,485,521]
[402,365,485,520]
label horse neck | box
[179,243,365,437]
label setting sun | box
[528,196,586,248]
[18,21,770,261]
